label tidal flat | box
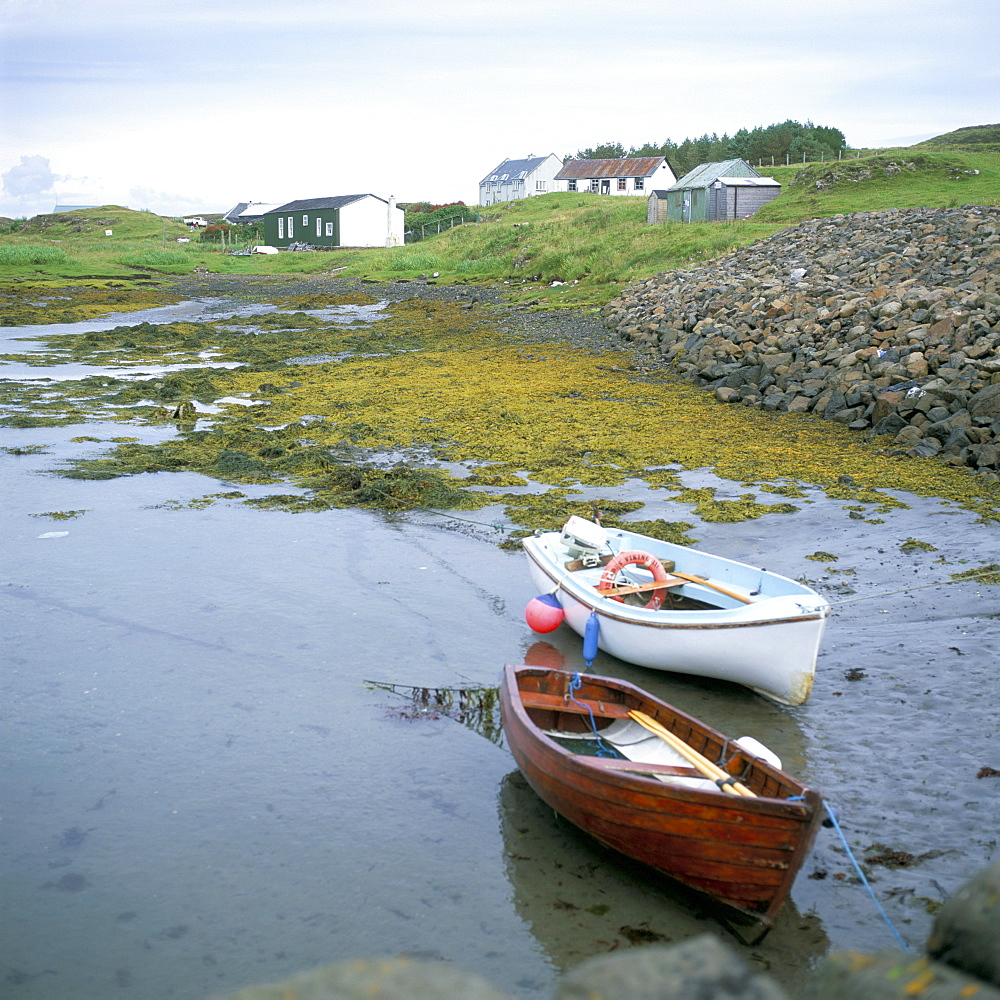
[1,276,998,1000]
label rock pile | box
[601,206,1000,481]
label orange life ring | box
[597,550,670,610]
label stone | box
[603,206,1000,473]
[969,384,1000,420]
[810,953,1000,1000]
[213,956,515,1000]
[556,934,789,1000]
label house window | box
[325,222,334,236]
[287,216,294,238]
[617,178,627,191]
[302,215,308,225]
[568,180,577,191]
[634,177,644,191]
[278,217,284,239]
[590,180,600,192]
[536,180,546,191]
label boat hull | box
[522,522,828,705]
[499,664,824,942]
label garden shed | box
[655,159,780,223]
[261,194,404,248]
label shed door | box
[601,179,611,195]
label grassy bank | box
[1,146,998,317]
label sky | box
[1,0,997,219]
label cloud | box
[2,154,57,199]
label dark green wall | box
[263,208,340,247]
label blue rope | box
[568,672,617,757]
[823,801,910,952]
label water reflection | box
[497,769,829,990]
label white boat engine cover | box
[560,516,607,554]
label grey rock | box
[212,956,515,1000]
[927,861,1000,987]
[969,384,1000,420]
[603,206,1000,472]
[556,934,788,1000]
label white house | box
[262,195,405,248]
[555,156,676,196]
[479,154,565,206]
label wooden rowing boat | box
[522,516,829,705]
[499,664,825,942]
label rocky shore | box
[217,860,1000,999]
[600,206,1000,482]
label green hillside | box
[912,123,1000,151]
[1,138,998,312]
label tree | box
[574,141,628,159]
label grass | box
[1,142,998,314]
[750,149,1000,224]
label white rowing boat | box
[522,516,829,705]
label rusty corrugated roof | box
[555,157,668,180]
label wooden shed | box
[655,159,780,223]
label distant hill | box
[911,124,1000,151]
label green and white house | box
[261,194,405,248]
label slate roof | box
[481,156,552,184]
[270,195,380,213]
[555,156,668,180]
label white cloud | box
[1,0,998,217]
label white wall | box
[479,154,565,206]
[340,196,405,247]
[565,158,677,197]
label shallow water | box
[1,298,998,999]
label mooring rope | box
[821,801,911,952]
[828,567,997,606]
[327,481,997,605]
[567,672,617,757]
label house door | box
[601,179,611,195]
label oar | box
[670,572,754,605]
[595,575,685,597]
[627,710,756,797]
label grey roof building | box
[651,159,780,223]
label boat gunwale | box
[523,542,830,629]
[501,665,818,814]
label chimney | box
[386,195,397,247]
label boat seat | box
[600,719,720,793]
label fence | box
[405,213,480,244]
[756,149,866,168]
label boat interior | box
[514,679,796,801]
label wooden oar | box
[627,710,756,797]
[669,572,754,605]
[595,575,685,597]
